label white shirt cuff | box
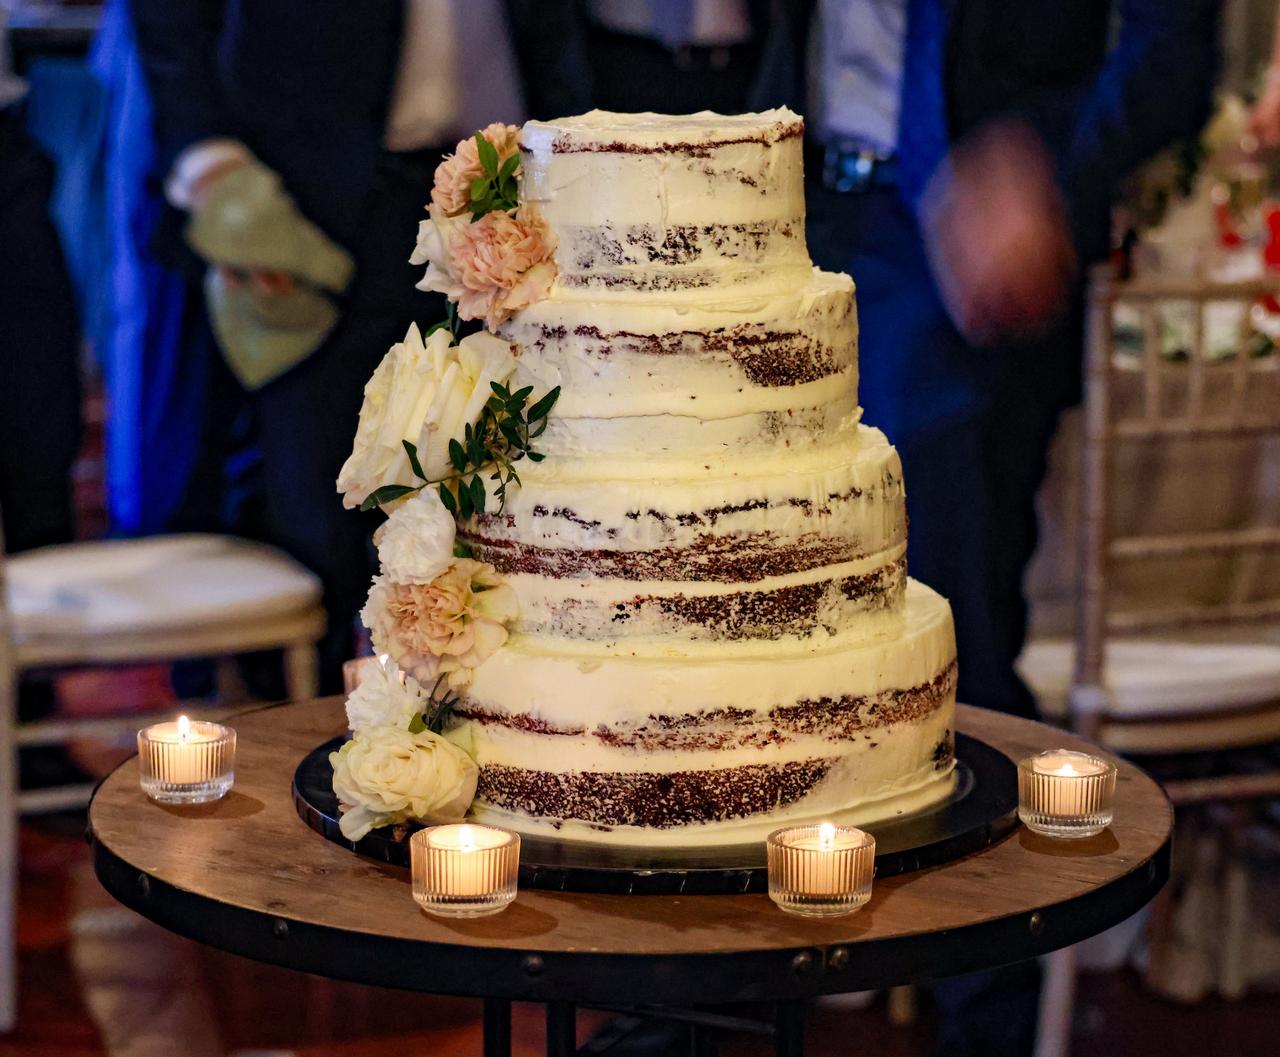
[165,139,254,210]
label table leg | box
[484,997,512,1057]
[546,1001,577,1057]
[774,1001,805,1057]
[690,1022,719,1057]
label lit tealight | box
[767,822,875,917]
[1018,749,1117,839]
[411,823,520,918]
[137,715,236,804]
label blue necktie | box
[652,0,695,48]
[895,0,950,208]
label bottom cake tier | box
[449,580,958,847]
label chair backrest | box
[1071,267,1280,736]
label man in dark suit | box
[804,0,1218,721]
[126,1,523,690]
[799,2,1218,1054]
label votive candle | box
[411,824,520,918]
[767,822,875,917]
[343,653,391,694]
[137,715,236,804]
[1018,749,1117,839]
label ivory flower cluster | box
[330,656,478,841]
[336,323,516,511]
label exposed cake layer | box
[503,269,858,459]
[506,553,907,650]
[520,109,811,296]
[446,581,958,847]
[462,425,905,586]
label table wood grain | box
[89,699,1172,1004]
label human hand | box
[1250,69,1280,148]
[177,146,297,297]
[217,266,296,297]
[919,121,1077,345]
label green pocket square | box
[186,159,355,389]
[204,269,341,390]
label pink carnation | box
[446,205,558,329]
[431,123,522,217]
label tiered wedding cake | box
[336,110,957,849]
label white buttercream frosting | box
[520,109,811,298]
[349,109,961,848]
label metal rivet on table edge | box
[1029,912,1044,936]
[272,918,289,940]
[791,951,815,975]
[521,954,545,977]
[136,874,150,899]
[827,947,850,971]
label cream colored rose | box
[363,559,518,688]
[336,322,438,509]
[330,725,478,841]
[373,489,456,585]
[337,326,516,509]
[411,204,468,299]
[415,330,517,481]
[343,655,422,735]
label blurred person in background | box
[1250,2,1280,146]
[125,0,524,691]
[0,7,82,555]
[507,0,808,118]
[804,1,1218,1055]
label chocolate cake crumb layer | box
[455,659,957,753]
[556,219,805,290]
[476,756,832,828]
[460,533,869,583]
[518,558,907,643]
[532,121,805,157]
[516,314,851,388]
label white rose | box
[415,329,517,481]
[373,489,456,584]
[336,322,440,509]
[343,655,424,735]
[329,725,478,841]
[410,205,467,296]
[337,325,517,510]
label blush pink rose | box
[446,205,558,329]
[431,122,522,217]
[365,560,518,689]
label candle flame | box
[459,824,476,853]
[177,715,190,742]
[1053,762,1080,777]
[819,821,836,852]
[377,653,389,666]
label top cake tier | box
[520,109,811,298]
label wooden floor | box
[4,816,1277,1057]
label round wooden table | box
[89,699,1172,1057]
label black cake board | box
[292,733,1018,896]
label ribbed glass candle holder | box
[1018,749,1117,839]
[411,824,520,918]
[767,823,875,917]
[137,717,236,804]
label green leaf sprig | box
[423,301,463,344]
[469,133,520,221]
[407,673,461,735]
[359,382,560,517]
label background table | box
[89,700,1172,1055]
